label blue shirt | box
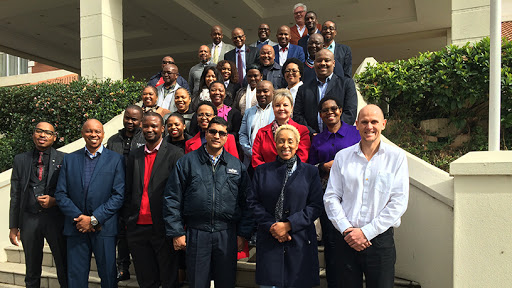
[308,121,361,166]
[85,145,104,159]
[316,73,334,131]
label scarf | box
[274,155,297,221]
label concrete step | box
[0,261,139,288]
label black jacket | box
[293,73,358,132]
[9,147,65,229]
[106,128,146,156]
[123,140,184,233]
[163,146,253,239]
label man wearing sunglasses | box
[9,122,68,288]
[164,116,252,288]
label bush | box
[0,78,145,172]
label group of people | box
[8,3,409,288]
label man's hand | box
[237,236,246,252]
[270,222,292,242]
[173,235,186,251]
[344,227,371,251]
[9,228,20,246]
[74,215,95,233]
[37,195,56,209]
[322,160,334,173]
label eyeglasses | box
[34,128,56,136]
[233,35,245,40]
[162,71,178,75]
[207,129,228,137]
[162,61,174,64]
[294,10,305,15]
[258,27,270,31]
[197,113,213,118]
[322,26,336,31]
[284,69,300,74]
[320,106,340,113]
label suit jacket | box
[249,39,278,50]
[123,141,183,233]
[252,119,310,168]
[55,147,125,237]
[273,44,305,65]
[209,42,235,64]
[248,159,322,287]
[9,147,65,229]
[224,46,259,71]
[333,42,353,79]
[290,24,322,45]
[185,132,239,159]
[293,73,358,133]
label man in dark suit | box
[124,112,183,288]
[224,27,259,85]
[209,25,234,64]
[298,11,321,56]
[293,49,358,133]
[321,20,353,79]
[274,25,305,67]
[55,119,125,288]
[9,121,67,288]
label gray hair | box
[293,3,307,12]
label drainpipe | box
[489,0,501,151]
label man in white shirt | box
[323,104,409,288]
[157,64,181,112]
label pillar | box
[80,0,123,80]
[450,151,512,287]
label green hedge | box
[355,37,512,136]
[0,78,145,172]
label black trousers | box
[320,210,338,288]
[116,222,131,272]
[335,228,396,288]
[20,211,67,288]
[127,224,179,288]
[186,228,237,288]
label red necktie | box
[237,49,244,83]
[37,152,43,181]
[281,47,288,52]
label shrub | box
[0,78,145,172]
[356,37,512,149]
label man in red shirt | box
[123,112,184,288]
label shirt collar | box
[355,138,387,155]
[236,45,246,53]
[85,145,104,159]
[256,102,272,111]
[144,138,163,154]
[316,73,334,85]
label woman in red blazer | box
[252,89,310,168]
[185,101,239,158]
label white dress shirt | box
[157,83,181,112]
[287,81,303,104]
[250,102,274,144]
[278,43,290,66]
[323,140,409,241]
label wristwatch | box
[90,216,98,227]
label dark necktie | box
[237,49,244,83]
[37,152,43,181]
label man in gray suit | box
[209,25,234,64]
[249,24,277,50]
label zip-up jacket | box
[163,145,253,240]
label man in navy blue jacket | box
[55,119,124,288]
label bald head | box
[356,104,387,145]
[82,119,104,153]
[307,33,324,60]
[277,25,291,47]
[232,28,246,48]
[198,45,211,63]
[211,25,223,45]
[259,44,275,66]
[314,49,335,81]
[256,80,274,108]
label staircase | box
[0,245,138,288]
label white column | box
[450,151,512,287]
[489,0,501,151]
[451,0,490,45]
[80,0,123,81]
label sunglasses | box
[207,129,228,137]
[34,128,56,136]
[320,106,340,113]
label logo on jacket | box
[227,168,239,175]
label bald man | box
[55,119,125,288]
[224,27,259,83]
[273,25,305,67]
[209,25,235,64]
[189,45,214,94]
[147,55,190,91]
[293,49,358,132]
[324,104,409,288]
[303,33,324,83]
